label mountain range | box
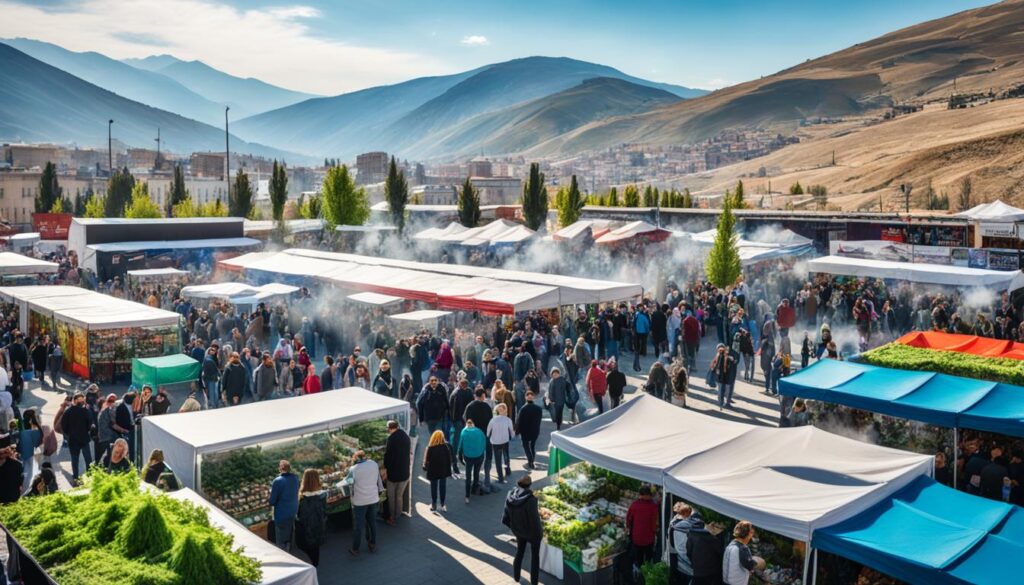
[0,43,297,161]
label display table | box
[131,354,201,389]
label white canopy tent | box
[388,310,452,322]
[168,488,318,585]
[595,221,671,245]
[8,233,40,250]
[181,282,299,303]
[806,255,1019,288]
[0,285,180,330]
[551,396,932,543]
[126,267,189,279]
[0,252,58,275]
[347,291,404,307]
[954,200,1024,222]
[551,220,616,242]
[413,222,469,241]
[141,388,410,489]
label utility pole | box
[154,127,161,173]
[107,119,114,176]
[224,106,231,203]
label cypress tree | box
[457,176,481,228]
[384,156,409,234]
[606,186,619,207]
[623,185,640,207]
[322,164,368,227]
[705,199,742,288]
[104,167,135,218]
[520,162,547,231]
[270,160,288,222]
[556,175,585,228]
[230,168,254,218]
[36,161,61,213]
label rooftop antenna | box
[154,127,161,173]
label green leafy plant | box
[641,561,670,585]
[862,343,1024,386]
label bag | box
[41,425,57,457]
[705,367,717,388]
[782,354,792,369]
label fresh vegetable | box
[640,561,670,585]
[862,343,1024,385]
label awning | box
[347,292,404,307]
[778,359,1024,437]
[813,475,1023,585]
[413,222,469,241]
[805,255,1018,288]
[0,252,58,275]
[0,285,180,329]
[897,330,1024,360]
[125,268,190,278]
[388,310,452,323]
[181,282,299,302]
[141,387,409,489]
[595,221,672,245]
[954,200,1024,222]
[87,237,262,253]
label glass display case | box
[88,325,180,383]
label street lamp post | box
[225,106,230,203]
[107,119,114,175]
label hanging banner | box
[951,248,970,267]
[979,223,1018,239]
[831,240,913,262]
[968,249,989,269]
[913,246,951,265]
[987,249,1021,271]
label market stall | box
[347,291,404,308]
[131,354,200,391]
[181,282,299,311]
[388,310,452,336]
[141,388,411,533]
[0,251,58,277]
[0,285,181,381]
[594,221,672,246]
[125,267,190,286]
[805,255,1018,288]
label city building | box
[470,177,521,205]
[356,151,389,184]
[2,144,60,169]
[467,158,493,178]
[0,170,107,227]
[411,184,457,205]
[127,148,161,171]
[190,152,226,179]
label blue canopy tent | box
[813,475,1024,584]
[778,360,1024,438]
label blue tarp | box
[778,359,1024,437]
[814,476,1022,585]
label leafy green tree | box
[50,199,65,213]
[105,167,135,217]
[172,198,198,218]
[230,168,254,218]
[123,182,163,218]
[200,199,228,217]
[458,176,481,228]
[167,164,188,216]
[84,192,106,218]
[604,186,618,207]
[809,184,828,210]
[36,161,61,213]
[729,180,747,209]
[705,199,742,288]
[297,193,322,219]
[384,156,409,233]
[322,164,369,227]
[75,188,90,216]
[270,160,288,222]
[682,188,693,208]
[555,175,585,228]
[623,185,640,207]
[520,162,547,230]
[789,182,803,195]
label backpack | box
[41,425,57,457]
[782,354,791,369]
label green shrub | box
[862,344,1024,385]
[118,498,173,559]
[641,561,670,585]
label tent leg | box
[802,545,812,584]
[953,427,959,489]
[812,547,818,585]
[660,488,668,560]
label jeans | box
[48,359,62,388]
[492,443,510,482]
[464,455,483,497]
[513,537,541,585]
[742,354,754,381]
[274,516,294,550]
[522,437,536,467]
[610,393,622,409]
[636,333,648,356]
[593,393,605,415]
[684,342,699,371]
[632,543,655,570]
[205,380,220,408]
[717,383,734,407]
[386,479,409,520]
[427,419,444,436]
[351,502,378,551]
[606,340,619,362]
[430,478,447,507]
[450,421,464,472]
[68,441,92,480]
[483,442,494,487]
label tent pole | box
[660,487,668,560]
[953,426,959,489]
[812,548,818,585]
[802,545,812,583]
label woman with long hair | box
[302,364,321,394]
[423,430,452,512]
[296,469,327,567]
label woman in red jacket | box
[585,360,608,415]
[302,364,321,394]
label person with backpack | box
[502,475,543,585]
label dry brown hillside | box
[529,0,1024,157]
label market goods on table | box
[200,419,390,526]
[861,343,1024,386]
[0,471,262,585]
[692,505,802,585]
[538,463,637,572]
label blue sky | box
[0,0,995,94]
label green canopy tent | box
[132,354,200,390]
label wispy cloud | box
[460,35,489,46]
[703,77,734,90]
[0,0,451,95]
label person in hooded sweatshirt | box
[502,474,543,585]
[221,352,248,406]
[669,502,704,584]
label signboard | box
[880,226,906,242]
[913,246,951,265]
[979,223,1018,239]
[968,249,989,269]
[951,248,970,267]
[987,249,1021,271]
[832,240,912,262]
[907,224,967,247]
[32,213,73,241]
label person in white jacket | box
[486,403,515,483]
[345,450,384,556]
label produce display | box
[538,463,638,572]
[806,400,949,455]
[691,504,802,585]
[0,470,262,585]
[861,343,1024,386]
[200,419,390,526]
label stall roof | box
[347,291,404,306]
[181,282,299,302]
[805,255,1018,288]
[0,252,58,275]
[595,221,672,245]
[169,488,318,585]
[217,251,278,272]
[897,330,1024,360]
[125,267,190,278]
[243,219,325,235]
[9,232,40,243]
[779,359,1024,437]
[412,221,468,241]
[0,285,180,329]
[552,220,615,242]
[141,388,409,489]
[334,225,397,233]
[388,310,452,322]
[87,236,262,253]
[954,200,1024,223]
[813,475,1024,585]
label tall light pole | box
[107,119,114,176]
[224,106,230,204]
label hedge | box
[861,343,1024,386]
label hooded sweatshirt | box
[502,486,543,542]
[670,511,703,576]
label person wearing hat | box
[60,391,93,482]
[373,360,395,397]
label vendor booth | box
[0,286,181,381]
[388,310,452,336]
[131,354,200,391]
[347,291,404,308]
[594,221,672,246]
[0,252,58,284]
[141,388,411,534]
[125,267,190,286]
[805,255,1018,288]
[181,282,299,311]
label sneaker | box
[465,497,470,504]
[368,543,377,554]
[349,548,360,557]
[430,505,437,512]
[440,505,447,512]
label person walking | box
[687,514,725,585]
[60,391,93,483]
[221,352,248,406]
[682,310,701,371]
[723,521,765,585]
[448,378,474,476]
[586,359,607,415]
[423,429,452,512]
[416,376,450,435]
[669,502,703,585]
[606,359,627,409]
[267,460,300,551]
[253,352,277,401]
[516,390,542,470]
[545,367,569,431]
[382,420,411,525]
[464,388,495,493]
[502,475,543,585]
[201,347,221,408]
[458,418,487,503]
[296,469,327,567]
[345,450,383,555]
[487,403,515,484]
[712,343,739,410]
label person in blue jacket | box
[457,419,487,504]
[268,459,300,551]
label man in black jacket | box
[449,379,474,475]
[686,519,724,585]
[61,391,93,482]
[502,475,542,585]
[0,446,23,504]
[382,420,411,525]
[516,391,542,469]
[221,352,248,406]
[416,376,449,435]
